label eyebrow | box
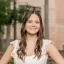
[28,20,40,22]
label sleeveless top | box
[10,39,54,64]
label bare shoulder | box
[43,39,55,54]
[44,39,55,53]
[7,43,14,51]
[46,42,55,53]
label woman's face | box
[25,13,40,35]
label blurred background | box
[0,0,64,64]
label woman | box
[0,9,64,64]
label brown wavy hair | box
[17,9,44,61]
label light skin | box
[25,14,40,55]
[0,13,64,64]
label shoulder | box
[43,39,54,46]
[42,39,55,55]
[10,39,20,47]
[9,40,20,58]
[10,40,18,45]
[9,40,21,51]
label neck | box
[26,33,38,43]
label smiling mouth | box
[30,27,37,29]
[30,27,36,29]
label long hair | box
[17,9,44,60]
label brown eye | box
[28,20,32,23]
[35,21,40,24]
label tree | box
[17,4,31,23]
[0,0,12,51]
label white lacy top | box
[10,39,54,64]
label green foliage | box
[0,26,4,34]
[17,5,31,23]
[0,0,12,26]
[0,0,12,33]
[17,5,25,23]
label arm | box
[0,44,14,64]
[46,43,64,64]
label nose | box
[32,22,36,26]
[31,23,36,27]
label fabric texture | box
[10,39,54,64]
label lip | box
[30,28,37,29]
[30,27,37,29]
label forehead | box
[28,13,40,21]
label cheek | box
[25,23,30,30]
[37,24,40,30]
[37,27,40,30]
[36,26,40,32]
[25,23,31,28]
